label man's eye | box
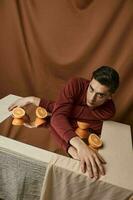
[98,94,104,98]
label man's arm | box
[8,96,56,114]
[8,96,41,111]
[69,136,106,179]
[50,78,106,178]
[39,99,55,113]
[50,78,80,143]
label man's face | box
[86,78,111,108]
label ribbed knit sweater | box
[40,77,115,151]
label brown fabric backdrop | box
[0,0,133,151]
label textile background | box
[0,0,132,150]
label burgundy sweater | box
[40,77,116,151]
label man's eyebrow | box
[90,84,94,91]
[90,84,106,96]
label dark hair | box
[92,66,119,93]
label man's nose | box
[90,93,96,102]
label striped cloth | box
[0,148,47,200]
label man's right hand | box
[8,96,41,111]
[70,136,106,179]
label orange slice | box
[77,121,90,130]
[12,118,24,126]
[88,134,103,149]
[12,107,25,119]
[75,127,89,139]
[34,117,46,127]
[36,107,48,118]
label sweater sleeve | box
[50,77,116,144]
[50,78,81,143]
[50,126,70,152]
[39,99,55,113]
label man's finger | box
[85,159,94,178]
[97,152,106,164]
[89,158,99,179]
[8,104,16,111]
[94,155,105,176]
[24,123,31,128]
[80,159,86,173]
[24,123,37,128]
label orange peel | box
[34,117,46,127]
[88,134,103,149]
[75,127,89,139]
[12,107,25,119]
[77,121,90,130]
[36,107,48,119]
[12,118,24,126]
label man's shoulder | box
[68,77,89,86]
[64,77,89,97]
[101,99,116,117]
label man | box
[9,66,119,179]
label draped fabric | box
[0,0,133,147]
[0,135,132,200]
[40,163,133,200]
[0,149,47,200]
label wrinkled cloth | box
[40,157,133,200]
[0,135,132,200]
[0,0,132,127]
[0,148,47,200]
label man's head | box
[86,66,119,107]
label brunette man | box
[9,66,119,179]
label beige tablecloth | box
[0,136,132,200]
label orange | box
[75,127,89,139]
[36,107,48,118]
[88,134,103,149]
[77,121,90,129]
[12,118,24,126]
[34,117,46,127]
[12,107,25,119]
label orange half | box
[36,107,48,118]
[75,127,89,139]
[12,107,25,119]
[34,117,46,127]
[88,134,103,148]
[77,121,90,130]
[12,118,24,126]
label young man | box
[9,66,119,179]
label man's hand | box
[68,146,80,160]
[8,96,40,111]
[70,136,106,179]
